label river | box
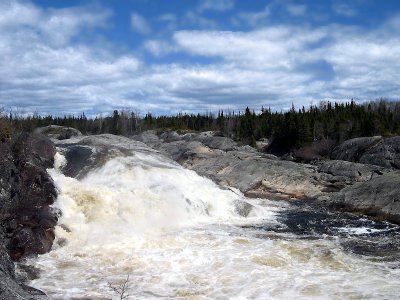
[26,149,400,299]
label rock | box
[0,132,55,299]
[200,136,238,152]
[35,125,82,140]
[55,134,162,178]
[327,171,400,224]
[159,131,182,142]
[317,160,384,182]
[138,130,241,152]
[331,136,400,169]
[358,136,400,169]
[236,145,258,153]
[57,144,93,178]
[233,199,253,217]
[182,131,216,141]
[141,130,326,199]
[132,130,161,147]
[157,141,190,162]
[78,134,151,153]
[13,132,56,169]
[261,153,278,160]
[1,241,50,299]
[155,140,220,164]
[331,136,383,161]
[137,130,400,224]
[1,133,58,260]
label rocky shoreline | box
[133,130,400,224]
[38,126,400,225]
[0,132,58,299]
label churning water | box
[27,150,400,299]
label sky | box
[0,0,400,116]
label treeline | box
[1,99,400,155]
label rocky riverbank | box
[133,130,400,224]
[1,126,399,298]
[0,132,58,299]
[33,127,400,224]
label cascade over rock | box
[134,130,400,224]
[25,127,400,299]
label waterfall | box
[26,149,400,299]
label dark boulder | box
[13,131,56,169]
[0,132,57,299]
[358,136,400,169]
[331,136,382,161]
[331,136,400,169]
[1,240,49,299]
[1,132,58,260]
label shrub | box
[294,138,336,162]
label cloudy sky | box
[1,0,400,116]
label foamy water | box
[27,151,400,299]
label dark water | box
[242,201,400,262]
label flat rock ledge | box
[134,130,400,224]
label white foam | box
[53,151,67,171]
[46,151,270,247]
[337,226,388,235]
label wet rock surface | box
[1,240,49,300]
[0,132,56,299]
[133,130,400,224]
[53,134,162,179]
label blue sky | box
[1,0,400,116]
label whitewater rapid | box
[27,149,400,299]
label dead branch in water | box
[107,274,130,299]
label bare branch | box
[107,274,130,299]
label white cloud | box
[1,1,399,116]
[198,0,235,12]
[172,23,400,107]
[0,1,111,47]
[131,12,151,35]
[0,2,141,115]
[173,27,325,70]
[0,1,41,28]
